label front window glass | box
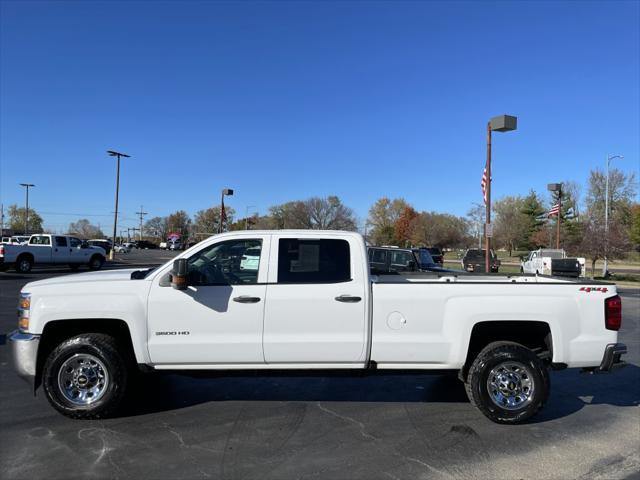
[187,239,261,285]
[55,236,68,247]
[69,237,82,247]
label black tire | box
[69,264,80,271]
[15,254,33,273]
[88,255,104,270]
[465,341,549,424]
[42,333,128,419]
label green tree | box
[520,191,546,249]
[192,206,235,235]
[367,197,410,245]
[630,204,640,250]
[8,204,44,234]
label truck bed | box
[373,271,612,285]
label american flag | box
[481,167,488,205]
[548,203,560,217]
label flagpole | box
[556,184,562,249]
[485,121,492,274]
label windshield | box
[540,250,564,259]
[415,249,436,266]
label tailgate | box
[551,258,581,277]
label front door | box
[263,236,367,364]
[53,236,71,263]
[147,236,269,365]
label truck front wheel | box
[42,333,128,419]
[465,341,549,424]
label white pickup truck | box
[9,230,626,424]
[0,234,107,273]
[521,249,586,278]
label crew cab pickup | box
[0,234,106,273]
[9,231,626,424]
[521,249,586,278]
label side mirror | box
[171,258,189,290]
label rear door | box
[263,235,367,364]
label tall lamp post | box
[19,183,35,235]
[218,188,234,233]
[604,154,624,276]
[547,183,563,248]
[484,115,517,273]
[107,150,130,260]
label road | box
[0,257,638,480]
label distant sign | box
[485,224,494,237]
[167,232,181,241]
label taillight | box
[605,295,622,331]
[0,245,4,255]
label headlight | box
[18,292,31,331]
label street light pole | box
[19,183,35,235]
[107,150,130,260]
[218,188,234,233]
[604,154,624,276]
[484,115,517,273]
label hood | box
[23,268,141,289]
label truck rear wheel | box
[42,333,128,419]
[16,255,33,273]
[88,255,104,270]
[465,341,549,424]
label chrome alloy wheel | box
[57,354,110,405]
[486,361,535,410]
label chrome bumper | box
[9,330,40,387]
[598,343,627,372]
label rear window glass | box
[278,239,351,283]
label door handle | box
[335,295,362,303]
[233,296,261,304]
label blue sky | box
[1,0,638,233]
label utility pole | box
[19,183,35,235]
[136,205,147,241]
[107,150,130,260]
[0,203,4,237]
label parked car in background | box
[411,248,457,272]
[521,249,586,277]
[424,247,444,266]
[2,235,30,245]
[0,234,106,272]
[168,240,183,251]
[113,244,131,253]
[87,239,112,256]
[368,246,418,274]
[159,241,168,250]
[134,240,158,249]
[462,248,500,273]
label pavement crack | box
[316,402,379,441]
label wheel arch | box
[35,318,138,393]
[460,320,553,380]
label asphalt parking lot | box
[0,257,638,480]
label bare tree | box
[68,219,104,239]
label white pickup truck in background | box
[9,230,626,424]
[0,234,107,273]
[521,249,586,277]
